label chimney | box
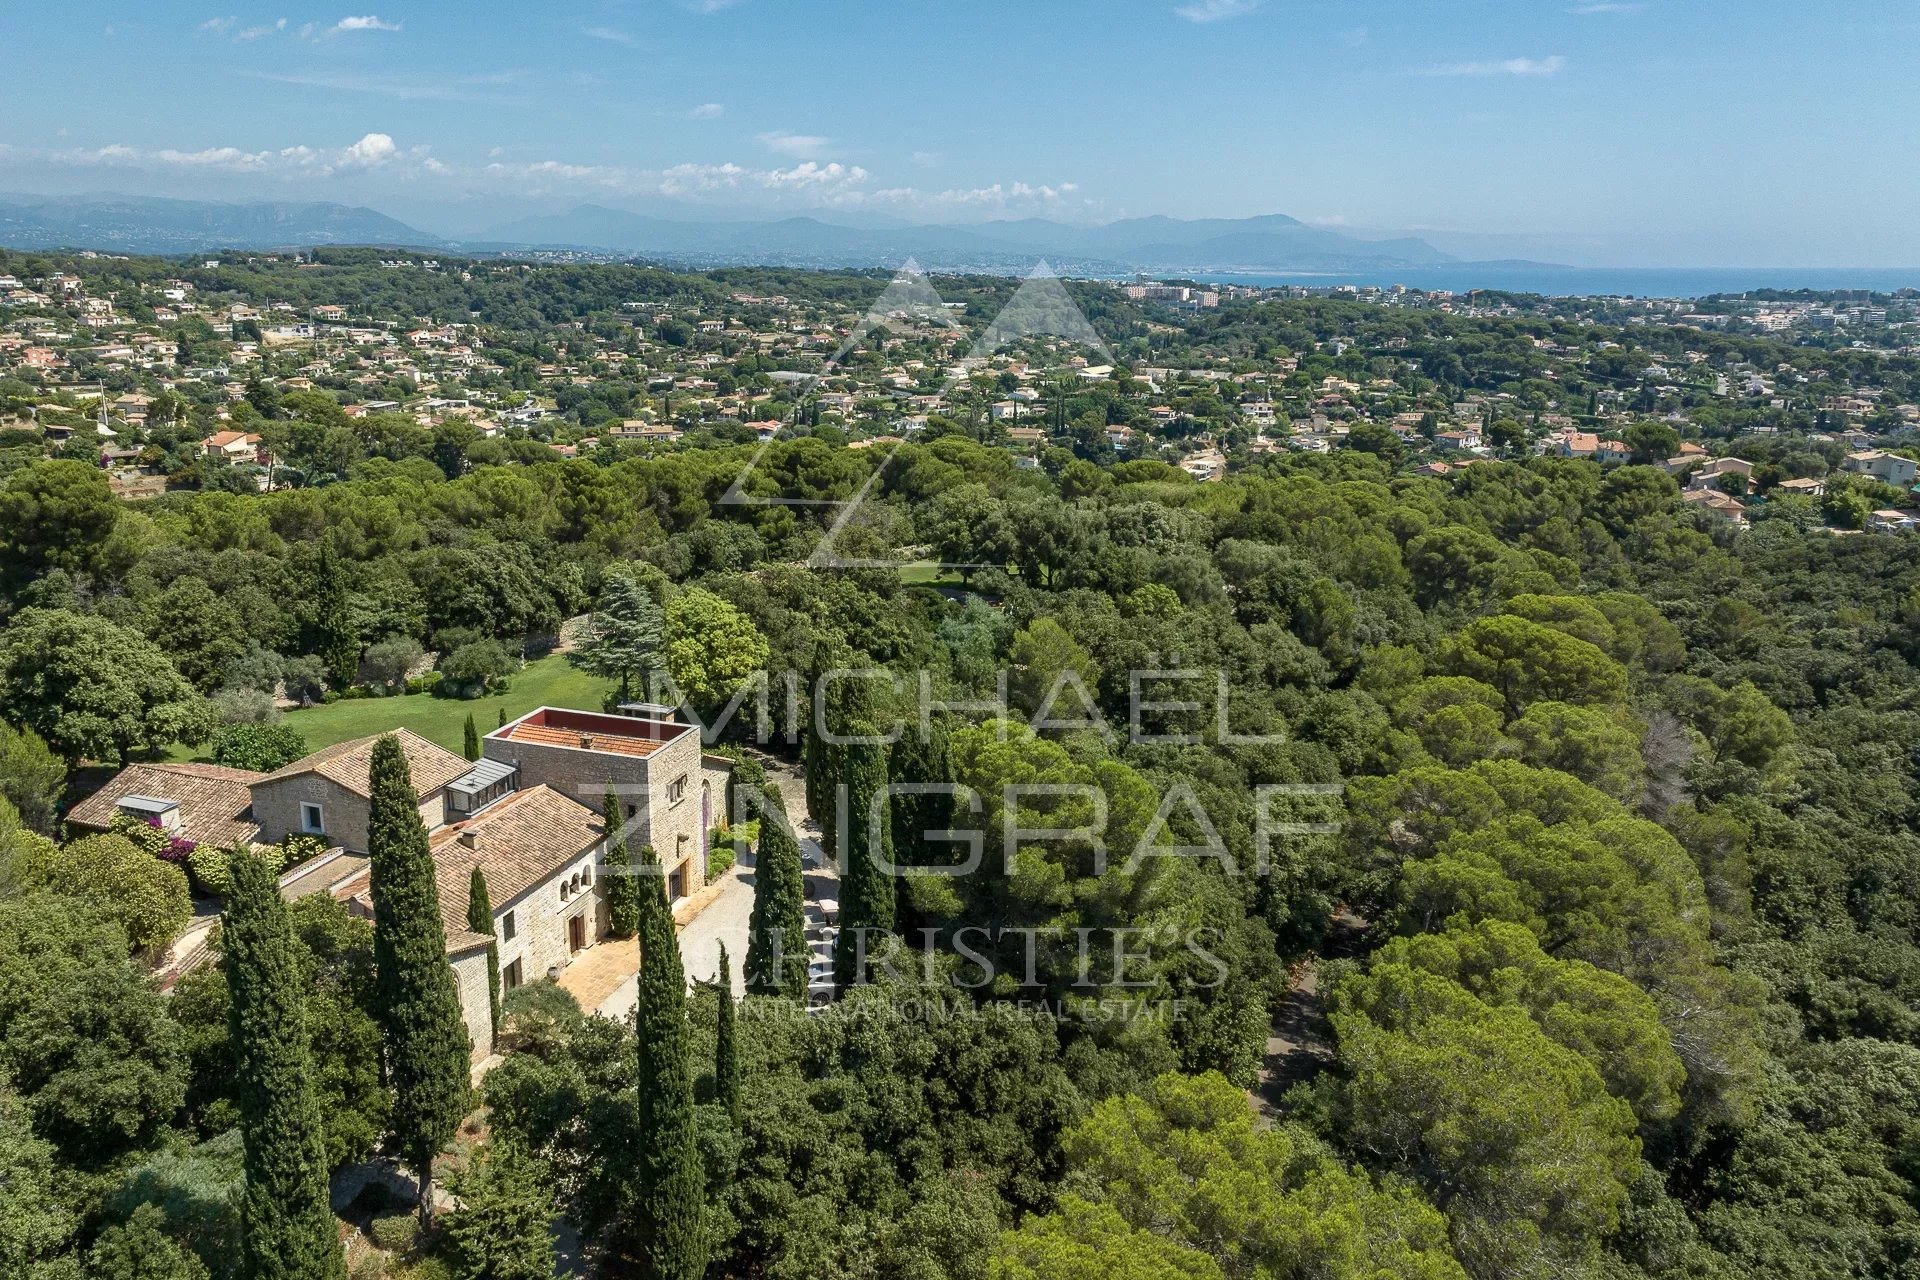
[580,734,595,749]
[459,830,478,850]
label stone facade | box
[449,946,494,1061]
[482,710,715,905]
[252,771,444,852]
[492,844,607,991]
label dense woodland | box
[1,260,1919,1279]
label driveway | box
[593,752,832,1019]
[593,861,751,1018]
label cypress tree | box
[714,944,738,1121]
[313,543,359,692]
[831,733,895,987]
[223,846,347,1280]
[463,713,481,762]
[367,735,472,1223]
[468,867,500,1046]
[603,784,641,939]
[498,706,508,728]
[630,839,702,1278]
[744,786,807,997]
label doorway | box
[568,913,586,954]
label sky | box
[2,0,1918,266]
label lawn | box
[896,560,967,588]
[168,652,616,762]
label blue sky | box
[2,1,1917,264]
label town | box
[3,250,1918,534]
[3,244,1920,1280]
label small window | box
[503,958,523,990]
[299,802,325,835]
[581,865,592,887]
[667,775,687,804]
[501,910,516,941]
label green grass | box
[169,652,616,762]
[897,560,966,587]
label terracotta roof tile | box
[260,728,471,799]
[67,762,263,848]
[429,785,606,952]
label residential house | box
[1682,488,1747,524]
[1775,476,1826,499]
[200,430,262,466]
[1685,457,1755,491]
[1844,450,1919,489]
[251,729,470,852]
[1545,430,1600,459]
[1869,509,1920,534]
[66,762,264,848]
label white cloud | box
[1174,0,1259,23]
[248,69,525,102]
[1425,54,1566,77]
[52,132,434,178]
[328,15,401,35]
[340,132,398,166]
[758,131,830,157]
[910,150,940,168]
[199,16,237,34]
[583,26,635,44]
[688,103,726,119]
[766,161,868,189]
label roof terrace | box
[489,706,689,758]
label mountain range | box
[0,194,427,255]
[0,192,1515,274]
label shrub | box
[281,655,329,704]
[362,636,425,692]
[210,721,308,772]
[707,834,740,883]
[186,844,234,898]
[209,686,278,725]
[108,812,197,864]
[438,640,518,698]
[370,1214,419,1254]
[276,832,330,867]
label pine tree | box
[603,784,641,939]
[832,734,895,987]
[629,839,702,1277]
[572,568,664,702]
[744,786,808,997]
[367,735,472,1223]
[714,944,739,1120]
[463,713,481,762]
[223,846,348,1280]
[468,867,500,1046]
[442,1143,554,1280]
[313,543,359,692]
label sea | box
[1199,266,1920,300]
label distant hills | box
[0,192,1478,273]
[0,194,433,254]
[473,205,1461,272]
